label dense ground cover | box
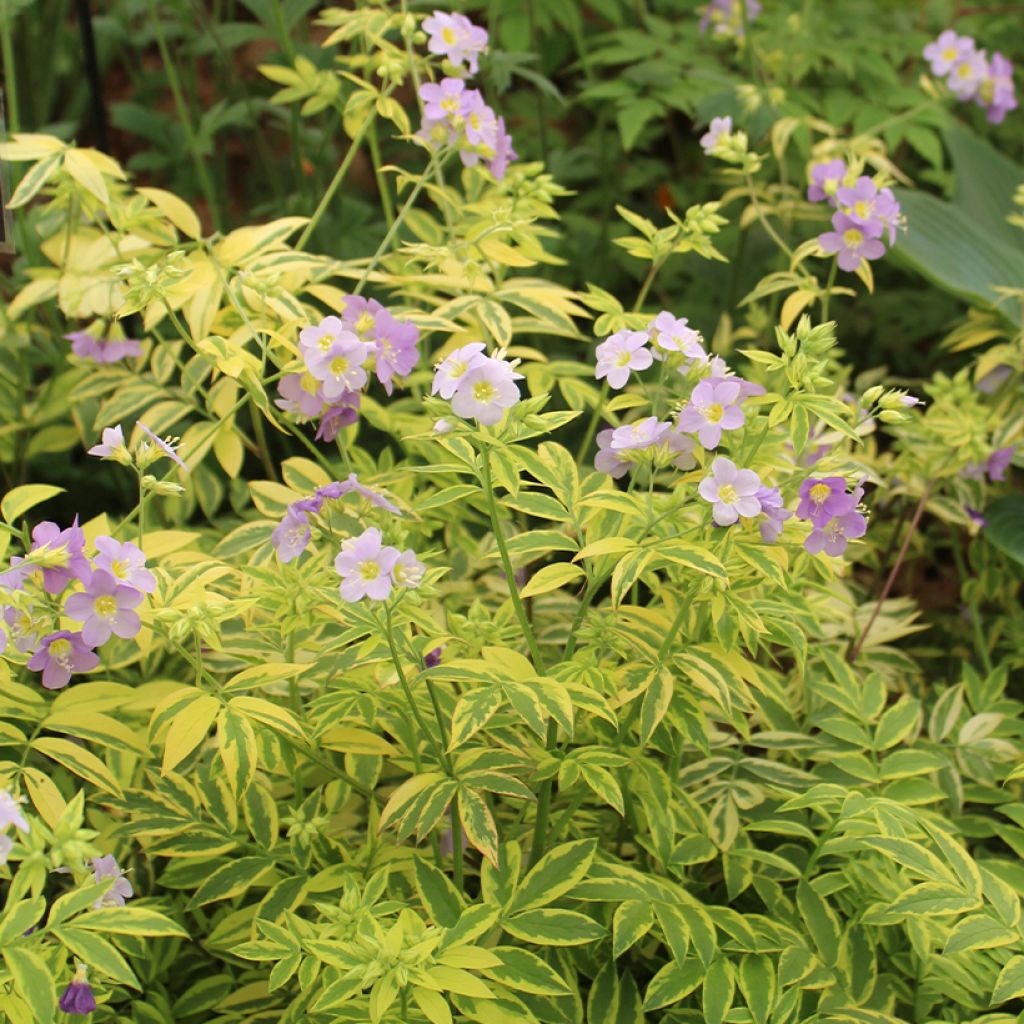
[0,0,1023,1021]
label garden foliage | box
[0,1,1023,1022]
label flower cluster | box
[797,477,868,556]
[924,30,1017,124]
[66,330,143,364]
[272,474,401,563]
[335,527,424,603]
[431,343,522,426]
[699,0,761,37]
[809,160,903,273]
[422,10,488,75]
[417,78,517,180]
[0,789,29,865]
[278,298,421,441]
[0,524,155,689]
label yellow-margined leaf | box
[1,484,65,524]
[519,563,585,599]
[138,186,202,240]
[161,693,220,774]
[32,737,123,797]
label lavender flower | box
[804,507,867,556]
[421,77,469,121]
[64,570,144,646]
[137,422,188,470]
[594,330,653,390]
[66,331,143,364]
[979,53,1018,123]
[92,854,134,908]
[87,424,128,460]
[93,537,156,593]
[422,10,489,75]
[59,966,97,1016]
[987,446,1015,482]
[595,429,629,479]
[449,355,522,426]
[676,378,747,449]
[272,509,313,565]
[700,116,732,154]
[335,528,402,603]
[796,477,856,527]
[700,0,761,37]
[948,48,989,100]
[666,427,698,471]
[316,395,361,442]
[276,373,327,419]
[298,315,352,360]
[432,343,488,399]
[392,549,426,589]
[648,311,706,362]
[610,417,672,451]
[807,158,848,204]
[27,631,99,690]
[698,457,763,526]
[305,332,373,400]
[29,520,90,595]
[818,212,886,272]
[0,834,11,864]
[424,647,443,669]
[3,604,44,654]
[370,309,421,395]
[756,486,792,542]
[924,30,976,76]
[0,790,29,834]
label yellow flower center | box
[442,96,461,114]
[329,356,349,377]
[843,228,863,247]
[810,482,831,504]
[95,595,118,617]
[942,47,957,61]
[317,334,333,353]
[443,26,457,44]
[49,638,72,667]
[359,561,380,581]
[854,200,871,219]
[705,403,724,423]
[473,380,497,403]
[957,63,973,79]
[449,359,467,378]
[110,559,129,579]
[615,351,633,368]
[355,312,375,334]
[719,484,738,503]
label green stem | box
[738,0,760,83]
[148,0,222,229]
[296,113,376,251]
[575,381,609,467]
[367,119,395,227]
[1,16,20,133]
[744,173,793,258]
[948,525,995,675]
[820,258,838,322]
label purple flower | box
[29,520,90,595]
[700,116,732,153]
[424,647,443,669]
[59,967,97,1016]
[648,311,706,361]
[335,528,401,603]
[92,854,134,908]
[422,10,489,75]
[595,330,653,390]
[137,422,188,470]
[595,429,629,479]
[392,549,426,589]
[948,49,989,100]
[677,378,746,449]
[756,486,792,542]
[819,212,886,273]
[924,30,976,76]
[700,0,760,37]
[432,343,488,400]
[66,331,143,364]
[987,446,1015,482]
[966,506,987,529]
[276,373,325,419]
[305,332,373,400]
[703,369,766,400]
[805,507,867,556]
[698,457,762,526]
[316,394,361,441]
[371,310,420,395]
[979,52,1017,124]
[836,176,884,233]
[27,631,99,689]
[0,790,29,833]
[610,417,671,451]
[272,510,311,564]
[298,315,352,361]
[463,92,499,147]
[64,570,144,646]
[796,477,856,527]
[666,427,698,470]
[808,158,847,204]
[420,77,470,121]
[93,537,156,593]
[339,296,385,336]
[87,424,127,459]
[449,356,522,425]
[489,118,517,181]
[337,473,402,514]
[3,604,44,654]
[977,364,1012,394]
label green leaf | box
[32,737,123,797]
[510,838,597,913]
[984,495,1024,567]
[188,857,273,907]
[415,858,464,928]
[738,955,775,1024]
[654,540,728,580]
[878,882,980,919]
[796,878,840,966]
[0,897,46,945]
[7,149,64,208]
[519,562,586,599]
[616,98,663,152]
[702,958,735,1024]
[52,925,138,986]
[944,914,1017,954]
[3,947,57,1021]
[643,960,704,1011]
[450,686,506,750]
[73,906,188,937]
[639,668,673,745]
[459,787,500,867]
[482,946,573,996]
[613,900,654,958]
[1,484,65,524]
[503,908,605,946]
[993,955,1024,1005]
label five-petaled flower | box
[448,354,522,426]
[92,853,135,908]
[422,10,489,74]
[27,630,100,690]
[677,378,747,449]
[819,211,886,272]
[64,569,144,646]
[595,330,653,390]
[698,457,763,526]
[335,528,401,603]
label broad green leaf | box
[482,946,573,996]
[944,914,1017,954]
[74,906,188,937]
[1,484,65,524]
[450,687,505,750]
[519,562,586,599]
[32,737,123,797]
[796,878,840,966]
[984,495,1024,567]
[161,693,220,774]
[738,955,775,1024]
[415,858,464,928]
[511,838,597,913]
[459,787,500,866]
[702,958,735,1024]
[503,908,605,946]
[643,960,704,1011]
[993,955,1024,1005]
[3,947,57,1021]
[613,900,654,958]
